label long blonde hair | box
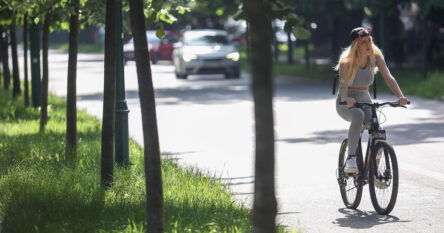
[334,36,383,86]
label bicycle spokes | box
[369,142,399,215]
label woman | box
[335,27,409,174]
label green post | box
[30,23,41,107]
[115,0,130,166]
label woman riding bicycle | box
[334,27,409,174]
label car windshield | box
[146,33,160,44]
[184,33,229,46]
[127,33,160,45]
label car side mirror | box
[173,42,183,48]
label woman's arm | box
[376,55,405,98]
[338,62,355,106]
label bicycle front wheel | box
[338,139,363,209]
[369,141,399,215]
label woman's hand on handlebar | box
[345,97,356,107]
[398,96,409,106]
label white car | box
[172,30,240,79]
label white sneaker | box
[344,156,359,174]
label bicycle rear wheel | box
[338,139,363,209]
[369,141,399,215]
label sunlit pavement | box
[35,51,444,233]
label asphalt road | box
[40,51,444,233]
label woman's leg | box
[337,106,365,155]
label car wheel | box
[151,53,160,64]
[225,72,240,79]
[176,73,187,79]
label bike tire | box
[338,139,363,209]
[368,140,399,215]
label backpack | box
[332,74,377,99]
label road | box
[41,51,444,233]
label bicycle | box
[336,101,409,215]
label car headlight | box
[183,54,197,62]
[226,52,240,61]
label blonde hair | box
[334,36,383,86]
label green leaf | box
[155,25,165,39]
[158,9,177,24]
[293,26,311,40]
[176,6,189,15]
[216,8,224,16]
[33,17,40,24]
[60,21,69,31]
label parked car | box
[123,30,179,64]
[172,30,240,79]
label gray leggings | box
[336,91,372,155]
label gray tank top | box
[350,60,374,88]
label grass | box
[240,46,444,100]
[0,89,293,233]
[49,42,104,54]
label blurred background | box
[14,0,444,97]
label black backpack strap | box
[332,74,339,95]
[373,76,377,99]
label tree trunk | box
[40,13,51,133]
[128,0,164,232]
[330,16,341,65]
[246,22,250,61]
[66,0,80,157]
[10,22,21,98]
[287,32,293,64]
[0,26,11,90]
[304,39,310,69]
[422,20,429,79]
[101,0,117,187]
[244,1,277,233]
[24,14,30,107]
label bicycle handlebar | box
[339,101,410,108]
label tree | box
[101,0,117,187]
[128,0,164,230]
[126,0,188,231]
[243,1,276,232]
[66,0,80,157]
[0,25,10,90]
[415,0,444,77]
[240,0,310,232]
[10,19,21,98]
[24,13,30,107]
[39,11,52,132]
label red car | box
[123,30,180,64]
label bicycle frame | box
[354,104,389,186]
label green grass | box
[377,71,444,100]
[0,90,293,233]
[49,42,104,54]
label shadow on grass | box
[1,185,250,233]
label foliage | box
[241,0,312,40]
[187,0,239,18]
